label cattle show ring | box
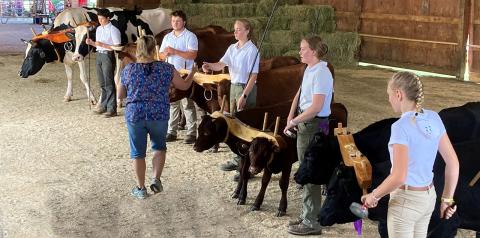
[0,0,479,237]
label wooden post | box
[273,116,280,136]
[469,170,480,187]
[457,0,467,80]
[220,95,227,112]
[262,112,269,131]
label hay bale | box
[283,50,299,59]
[256,0,300,16]
[174,0,191,3]
[267,30,302,45]
[315,5,336,33]
[260,42,290,59]
[321,32,361,67]
[175,4,199,16]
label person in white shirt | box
[283,35,332,236]
[86,8,121,118]
[159,10,198,144]
[202,19,260,177]
[361,71,460,237]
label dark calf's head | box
[248,137,275,175]
[193,115,226,152]
[294,132,340,185]
[320,165,361,226]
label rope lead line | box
[239,0,280,116]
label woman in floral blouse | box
[117,35,195,199]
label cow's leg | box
[378,220,388,238]
[251,169,272,212]
[114,53,124,108]
[77,61,97,105]
[237,157,250,205]
[63,63,74,102]
[276,165,292,217]
[232,158,243,199]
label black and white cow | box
[19,7,101,103]
[18,7,171,104]
[71,7,171,89]
[295,102,480,237]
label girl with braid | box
[361,71,460,237]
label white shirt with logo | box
[388,110,446,186]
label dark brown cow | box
[193,101,348,216]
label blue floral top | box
[121,61,174,123]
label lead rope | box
[239,0,280,116]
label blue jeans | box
[127,120,168,159]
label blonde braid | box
[414,74,424,116]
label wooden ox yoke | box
[334,123,372,195]
[178,69,230,86]
[210,111,287,151]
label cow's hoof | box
[237,199,246,205]
[231,192,239,199]
[276,210,286,217]
[250,205,260,211]
[63,96,72,102]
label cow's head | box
[294,132,341,185]
[248,137,276,175]
[19,39,56,78]
[319,165,361,226]
[72,24,96,62]
[193,115,227,152]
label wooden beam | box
[360,33,458,46]
[361,58,458,76]
[457,0,467,80]
[336,11,461,25]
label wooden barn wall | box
[96,0,161,10]
[302,0,361,31]
[304,0,468,78]
[468,0,480,82]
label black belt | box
[298,108,329,119]
[98,51,114,54]
[231,83,246,86]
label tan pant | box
[387,187,436,238]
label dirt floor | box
[1,53,478,238]
[1,23,479,238]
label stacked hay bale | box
[170,0,360,67]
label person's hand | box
[86,38,94,46]
[164,47,176,56]
[237,95,246,111]
[202,62,211,73]
[440,203,456,219]
[361,193,379,208]
[283,119,297,135]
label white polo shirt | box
[95,22,121,52]
[388,110,446,186]
[160,29,198,70]
[298,61,333,117]
[220,40,259,84]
